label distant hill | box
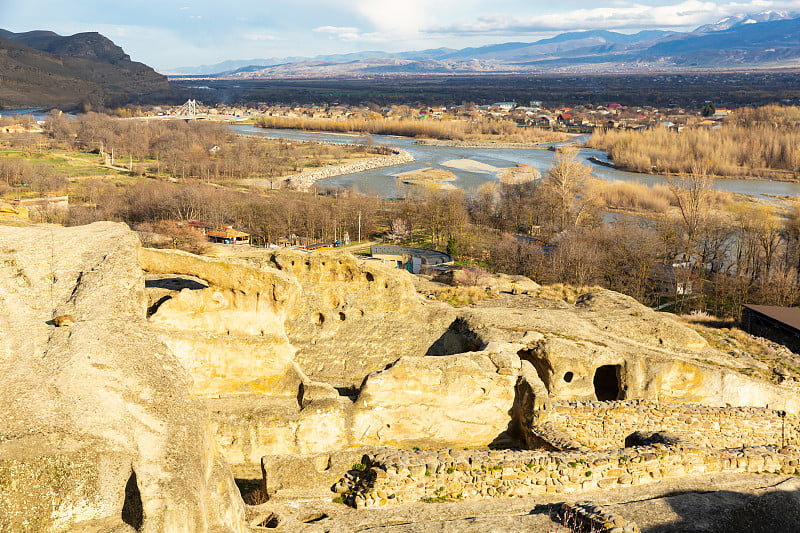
[192,16,800,78]
[642,18,800,66]
[0,29,168,109]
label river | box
[232,125,800,200]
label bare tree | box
[665,164,714,262]
[543,147,594,232]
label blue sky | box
[0,0,797,70]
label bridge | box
[127,100,209,121]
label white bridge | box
[129,100,208,121]
[174,99,199,118]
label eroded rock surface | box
[447,289,800,411]
[6,223,800,532]
[0,223,246,533]
[351,348,521,448]
[241,250,456,388]
[140,248,306,396]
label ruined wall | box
[542,400,800,450]
[337,445,800,508]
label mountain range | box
[0,30,168,110]
[169,10,800,77]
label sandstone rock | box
[140,248,305,397]
[0,222,245,532]
[439,290,799,411]
[351,351,520,448]
[241,250,456,387]
[574,290,708,352]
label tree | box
[542,147,594,233]
[665,164,714,263]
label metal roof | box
[207,227,249,239]
[743,305,800,332]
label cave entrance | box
[593,365,621,401]
[122,470,143,530]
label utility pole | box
[358,211,362,243]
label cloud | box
[428,0,783,34]
[312,25,383,42]
[313,26,360,35]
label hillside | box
[4,222,800,531]
[191,15,800,79]
[0,29,168,109]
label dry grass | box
[587,105,800,180]
[680,314,800,382]
[256,116,567,143]
[431,286,499,307]
[590,180,672,213]
[589,178,733,215]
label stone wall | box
[335,445,800,508]
[283,149,414,191]
[541,400,800,450]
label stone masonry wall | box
[542,400,800,450]
[336,445,800,508]
[284,149,414,191]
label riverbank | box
[395,167,457,191]
[231,125,800,200]
[262,148,415,192]
[413,139,570,150]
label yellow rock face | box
[652,361,711,403]
[140,248,305,396]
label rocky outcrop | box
[242,250,456,388]
[0,223,245,532]
[351,348,521,448]
[8,222,800,532]
[140,248,306,396]
[438,289,800,412]
[208,346,522,464]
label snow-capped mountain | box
[693,10,798,33]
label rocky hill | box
[0,29,168,109]
[4,222,800,531]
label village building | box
[742,304,800,353]
[370,245,452,274]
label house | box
[742,305,800,352]
[2,124,27,133]
[370,245,452,274]
[205,226,250,245]
[556,113,574,124]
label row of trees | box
[38,112,800,318]
[42,113,380,183]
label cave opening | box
[593,364,621,401]
[121,470,143,530]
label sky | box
[0,0,798,71]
